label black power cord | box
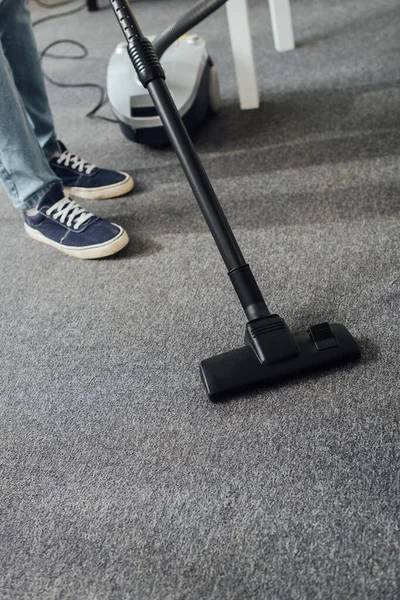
[33,0,78,8]
[31,1,85,28]
[31,0,117,123]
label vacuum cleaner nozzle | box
[108,0,361,402]
[200,322,360,401]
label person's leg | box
[0,0,133,214]
[0,0,58,158]
[0,0,130,257]
[0,39,60,211]
[0,0,134,200]
[0,39,129,258]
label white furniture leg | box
[226,0,259,110]
[268,0,295,52]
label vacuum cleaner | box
[107,0,226,146]
[108,0,361,401]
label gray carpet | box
[1,0,400,598]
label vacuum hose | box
[152,0,228,59]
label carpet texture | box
[1,0,399,598]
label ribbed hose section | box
[109,0,165,87]
[153,0,228,58]
[128,38,165,88]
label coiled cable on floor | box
[31,1,85,28]
[30,0,117,122]
[31,0,227,121]
[32,0,78,8]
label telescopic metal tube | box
[147,78,245,271]
[109,0,143,38]
[108,0,270,320]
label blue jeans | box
[0,0,61,211]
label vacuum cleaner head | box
[107,35,220,147]
[108,0,361,402]
[200,321,361,401]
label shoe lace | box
[46,197,94,230]
[56,149,96,174]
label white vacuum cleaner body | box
[107,34,220,146]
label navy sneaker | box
[49,141,134,200]
[24,184,129,259]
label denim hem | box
[18,180,61,212]
[0,160,19,204]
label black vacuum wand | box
[108,0,360,400]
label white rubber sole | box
[64,172,134,200]
[24,223,129,259]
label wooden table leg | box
[226,0,259,110]
[268,0,295,52]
